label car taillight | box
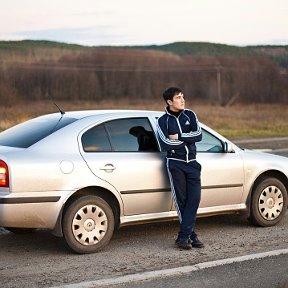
[0,160,9,187]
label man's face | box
[167,92,185,112]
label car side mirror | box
[224,142,235,153]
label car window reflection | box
[82,124,112,152]
[129,126,158,152]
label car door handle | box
[100,164,116,172]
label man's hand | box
[169,134,178,140]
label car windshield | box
[0,115,77,148]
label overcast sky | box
[0,0,287,47]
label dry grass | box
[1,99,287,139]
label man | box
[157,87,204,250]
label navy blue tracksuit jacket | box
[157,107,202,241]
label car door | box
[80,117,171,216]
[168,128,244,212]
[196,129,244,210]
[151,114,244,213]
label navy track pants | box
[167,159,201,241]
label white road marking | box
[51,249,288,288]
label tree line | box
[0,41,287,105]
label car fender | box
[240,150,288,206]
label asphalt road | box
[233,136,288,158]
[106,253,288,288]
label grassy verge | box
[0,100,287,139]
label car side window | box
[106,118,159,152]
[82,124,112,152]
[196,129,224,153]
[82,118,159,153]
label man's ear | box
[167,99,173,106]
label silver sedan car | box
[0,110,287,253]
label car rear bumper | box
[0,191,68,229]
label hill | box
[126,42,288,68]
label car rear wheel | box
[250,177,287,227]
[62,195,115,254]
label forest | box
[0,40,287,105]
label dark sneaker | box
[175,239,192,250]
[190,236,204,248]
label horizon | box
[1,39,287,48]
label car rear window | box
[0,115,77,148]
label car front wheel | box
[62,195,115,254]
[250,177,287,227]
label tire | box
[62,195,115,254]
[4,228,36,234]
[250,177,287,227]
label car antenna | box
[47,93,65,115]
[54,101,65,115]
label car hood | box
[241,148,288,172]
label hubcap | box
[258,185,284,220]
[72,204,108,246]
[84,219,95,232]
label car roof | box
[46,110,163,120]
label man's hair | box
[163,87,182,103]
